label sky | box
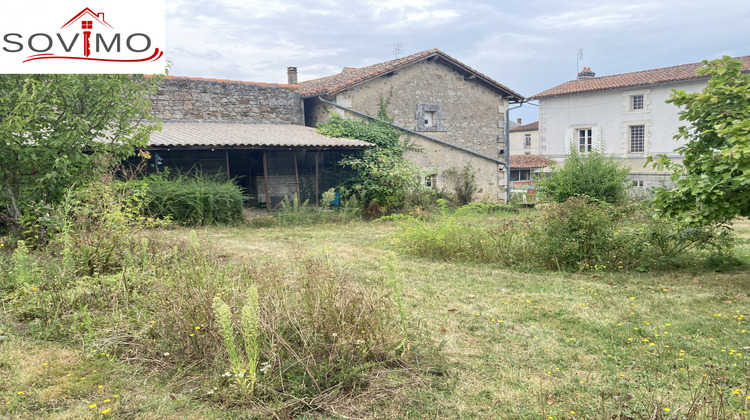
[165,0,750,123]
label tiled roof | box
[158,75,300,89]
[530,56,750,100]
[510,154,550,169]
[299,48,524,101]
[147,121,371,149]
[510,121,538,132]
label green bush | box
[532,197,616,270]
[443,164,477,205]
[124,173,246,226]
[391,198,736,272]
[317,107,426,215]
[537,146,631,204]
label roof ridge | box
[161,75,300,88]
[530,55,750,99]
[299,48,523,100]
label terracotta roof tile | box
[530,56,750,100]
[510,121,538,132]
[148,121,371,149]
[510,154,550,169]
[299,49,524,101]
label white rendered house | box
[529,57,750,190]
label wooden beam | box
[315,153,320,207]
[293,152,301,205]
[225,150,231,182]
[262,151,271,212]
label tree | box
[536,145,631,204]
[0,74,161,235]
[316,109,423,214]
[650,57,750,226]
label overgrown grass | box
[121,172,246,226]
[0,185,425,419]
[2,200,749,418]
[392,198,739,272]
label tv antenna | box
[577,48,584,74]
[393,42,403,59]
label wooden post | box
[315,152,320,207]
[293,152,301,205]
[262,151,271,212]
[225,150,231,182]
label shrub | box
[531,196,616,270]
[124,172,246,226]
[55,180,168,276]
[443,164,477,205]
[537,145,630,204]
[317,107,426,215]
[391,198,735,272]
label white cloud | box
[532,3,658,29]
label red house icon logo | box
[1,2,165,73]
[60,8,114,57]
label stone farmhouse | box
[529,56,750,190]
[145,76,370,210]
[142,49,529,206]
[299,49,525,201]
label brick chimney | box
[287,67,298,84]
[577,66,596,80]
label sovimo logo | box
[1,1,165,74]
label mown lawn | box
[1,215,749,419]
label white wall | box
[510,128,540,156]
[538,80,706,170]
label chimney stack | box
[577,66,596,80]
[517,118,522,124]
[287,67,298,84]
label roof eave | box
[529,77,710,101]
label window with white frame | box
[510,169,532,182]
[631,94,644,111]
[524,134,531,149]
[624,90,650,114]
[578,128,593,152]
[629,125,645,153]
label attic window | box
[416,104,445,132]
[424,111,435,128]
[82,21,93,30]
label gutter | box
[505,102,524,203]
[316,96,504,165]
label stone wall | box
[318,107,505,200]
[305,59,508,159]
[152,77,304,124]
[405,136,504,201]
